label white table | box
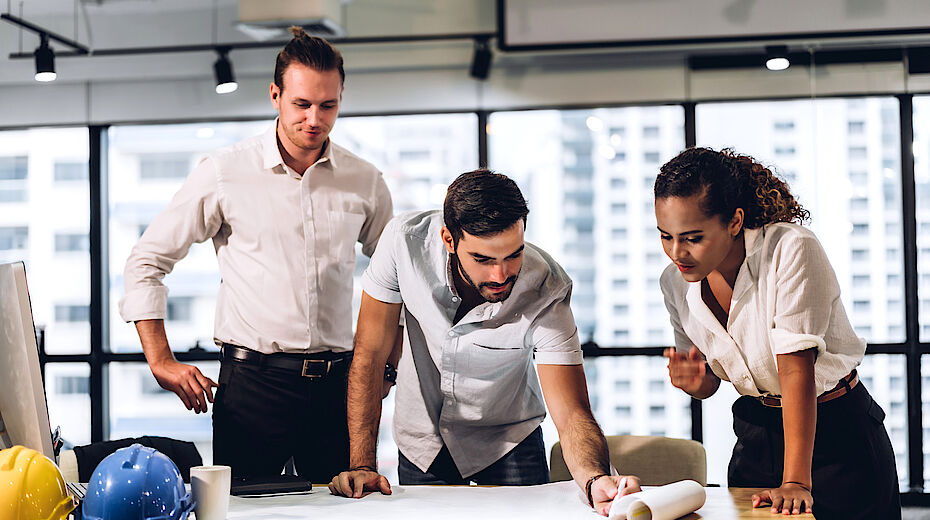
[223,482,815,519]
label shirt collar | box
[261,118,338,173]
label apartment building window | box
[643,151,660,163]
[610,178,627,189]
[849,197,869,211]
[852,275,870,287]
[643,126,659,138]
[774,146,796,156]
[848,121,866,134]
[56,376,89,395]
[0,156,28,202]
[138,153,191,180]
[55,233,89,252]
[849,146,868,159]
[852,223,869,236]
[55,304,89,323]
[773,120,795,131]
[54,161,88,181]
[0,226,28,250]
[166,297,194,322]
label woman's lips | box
[677,263,695,272]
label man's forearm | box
[561,411,611,488]
[347,347,387,468]
[135,319,174,367]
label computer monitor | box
[0,261,54,458]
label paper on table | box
[607,480,705,520]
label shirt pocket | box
[466,341,528,381]
[330,211,366,263]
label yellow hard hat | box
[0,445,77,520]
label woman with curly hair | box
[654,147,900,518]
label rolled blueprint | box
[607,479,706,520]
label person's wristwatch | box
[384,362,397,384]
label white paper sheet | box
[607,480,706,520]
[226,481,598,520]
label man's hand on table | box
[592,475,641,516]
[328,469,393,498]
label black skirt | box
[727,383,901,520]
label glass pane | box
[0,128,90,354]
[108,122,268,353]
[488,107,685,347]
[697,97,904,343]
[860,355,907,487]
[540,356,691,478]
[330,113,479,215]
[914,96,930,341]
[109,361,219,464]
[45,363,91,446]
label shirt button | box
[448,331,455,337]
[452,296,460,302]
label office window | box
[913,97,930,340]
[0,128,90,354]
[110,123,261,353]
[45,363,91,446]
[109,362,219,464]
[490,106,683,347]
[848,121,866,134]
[773,120,795,131]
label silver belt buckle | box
[301,359,331,379]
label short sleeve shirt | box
[361,210,582,477]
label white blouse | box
[660,222,864,397]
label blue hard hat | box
[81,443,194,520]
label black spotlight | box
[34,33,56,82]
[470,38,492,80]
[764,45,790,71]
[214,48,238,94]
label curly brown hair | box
[273,26,344,90]
[654,147,809,229]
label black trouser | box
[728,383,901,520]
[212,349,352,483]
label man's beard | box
[453,252,519,303]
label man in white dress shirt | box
[119,28,394,481]
[329,170,639,516]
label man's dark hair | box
[443,169,529,246]
[274,26,345,89]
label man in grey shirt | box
[329,170,640,515]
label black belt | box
[222,344,351,379]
